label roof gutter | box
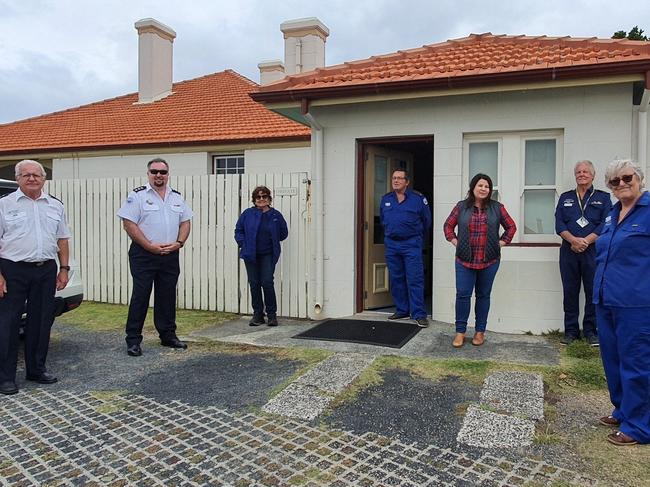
[251,60,650,104]
[301,98,324,317]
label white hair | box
[15,159,46,178]
[574,160,595,177]
[604,159,645,190]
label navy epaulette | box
[48,194,63,204]
[133,186,146,192]
[412,190,423,196]
[383,191,393,197]
[172,189,181,195]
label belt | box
[17,260,54,267]
[386,235,418,241]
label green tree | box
[611,26,648,41]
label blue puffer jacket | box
[234,207,288,264]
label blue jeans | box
[244,253,277,317]
[454,260,500,333]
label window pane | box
[523,189,555,234]
[373,155,388,244]
[469,142,498,185]
[525,140,556,185]
[215,159,226,169]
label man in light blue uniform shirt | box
[554,160,611,346]
[117,158,192,357]
[380,168,431,327]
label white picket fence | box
[47,173,311,318]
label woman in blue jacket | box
[594,159,650,446]
[235,186,288,326]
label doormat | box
[293,319,421,348]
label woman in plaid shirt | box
[443,174,517,348]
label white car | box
[0,178,84,322]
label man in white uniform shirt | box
[0,160,71,395]
[117,158,193,357]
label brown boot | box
[472,332,485,346]
[452,333,465,348]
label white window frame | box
[464,130,563,244]
[212,154,245,175]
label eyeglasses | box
[392,176,406,181]
[19,173,44,180]
[149,169,168,175]
[255,194,270,200]
[609,174,634,187]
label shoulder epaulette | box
[382,191,393,198]
[133,186,146,192]
[412,190,423,196]
[0,192,9,199]
[48,193,63,204]
[171,189,181,195]
[595,189,609,194]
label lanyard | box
[576,187,594,218]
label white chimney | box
[258,60,286,85]
[134,18,176,104]
[280,17,329,76]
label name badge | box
[576,217,589,228]
[564,202,573,207]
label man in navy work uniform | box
[380,168,432,327]
[0,160,71,395]
[555,160,611,346]
[117,158,193,357]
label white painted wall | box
[310,83,635,334]
[245,147,310,173]
[54,152,210,179]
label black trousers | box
[125,243,180,346]
[0,258,56,382]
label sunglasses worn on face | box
[609,174,634,187]
[255,195,270,200]
[149,169,168,175]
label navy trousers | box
[559,244,596,339]
[596,304,650,443]
[0,259,57,382]
[125,243,180,346]
[384,236,426,319]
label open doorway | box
[356,137,434,314]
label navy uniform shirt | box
[555,186,612,244]
[380,189,432,240]
[117,183,193,244]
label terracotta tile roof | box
[0,70,310,156]
[254,33,650,101]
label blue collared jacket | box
[380,189,432,241]
[593,191,650,307]
[235,207,288,265]
[555,186,611,246]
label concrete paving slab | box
[457,405,536,448]
[297,353,376,393]
[262,382,332,420]
[480,371,545,420]
[190,314,560,367]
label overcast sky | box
[1,0,648,124]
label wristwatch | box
[60,266,71,271]
[176,240,185,247]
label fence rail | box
[47,173,310,318]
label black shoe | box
[415,318,429,328]
[586,335,600,347]
[127,344,142,356]
[26,372,58,384]
[161,338,187,349]
[560,335,578,345]
[0,381,18,395]
[388,313,409,320]
[267,315,278,327]
[249,314,265,326]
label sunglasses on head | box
[609,174,634,187]
[255,194,270,200]
[149,169,168,175]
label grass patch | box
[565,340,600,360]
[541,328,563,339]
[56,301,235,335]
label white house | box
[252,32,650,333]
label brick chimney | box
[134,18,176,103]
